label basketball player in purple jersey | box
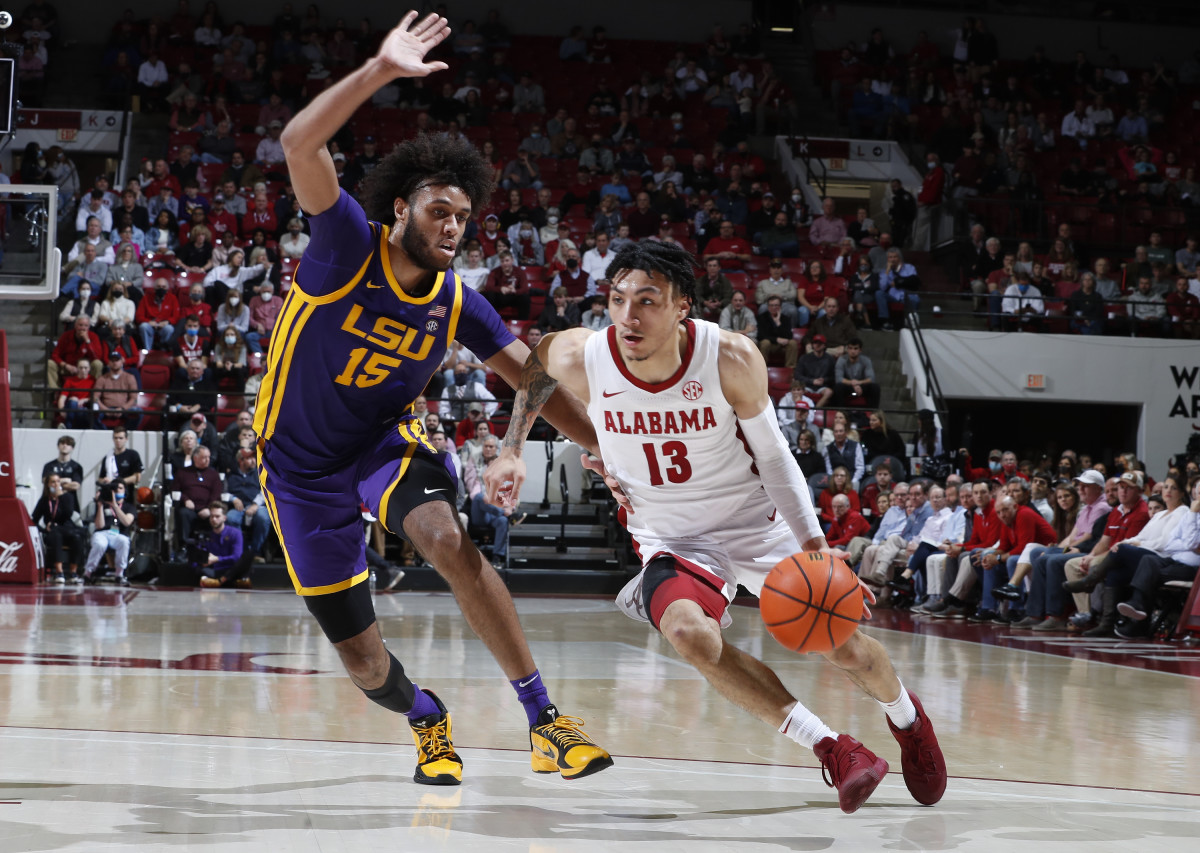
[485,242,947,812]
[257,11,610,785]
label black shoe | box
[930,603,968,619]
[991,611,1014,625]
[886,577,915,594]
[967,608,997,623]
[992,583,1022,601]
[1113,618,1150,640]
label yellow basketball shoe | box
[529,705,613,780]
[409,690,463,786]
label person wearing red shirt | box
[177,283,215,333]
[827,494,870,549]
[973,497,1058,623]
[48,315,105,389]
[135,279,182,351]
[924,479,1000,617]
[818,476,861,525]
[701,219,752,269]
[241,193,278,235]
[914,152,946,251]
[859,462,894,515]
[207,194,240,240]
[624,192,659,240]
[145,158,183,198]
[1166,276,1200,339]
[484,251,531,319]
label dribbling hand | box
[580,453,632,514]
[375,11,451,79]
[483,451,526,508]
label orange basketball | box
[137,486,155,505]
[760,552,863,654]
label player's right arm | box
[281,12,450,215]
[483,328,592,506]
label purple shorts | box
[258,419,456,596]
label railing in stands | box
[903,311,947,418]
[791,134,828,198]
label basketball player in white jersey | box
[484,241,946,813]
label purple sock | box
[511,670,551,726]
[404,686,441,722]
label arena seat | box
[766,367,792,402]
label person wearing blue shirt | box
[198,502,245,588]
[876,247,921,330]
[860,483,932,590]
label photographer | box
[82,482,135,586]
[197,502,247,588]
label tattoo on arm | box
[503,341,559,452]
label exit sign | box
[1025,374,1046,390]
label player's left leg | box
[385,459,612,781]
[824,629,947,805]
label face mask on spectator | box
[225,334,237,345]
[989,460,1002,472]
[186,327,198,337]
[261,290,273,302]
[79,288,91,300]
[455,371,469,387]
[547,215,558,225]
[113,288,124,298]
[791,192,802,203]
[114,489,125,502]
[520,228,532,238]
[229,296,239,307]
[566,258,578,269]
[927,161,937,170]
[190,292,202,302]
[673,122,683,130]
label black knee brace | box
[362,651,417,714]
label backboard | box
[0,183,59,300]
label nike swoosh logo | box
[366,282,383,289]
[424,488,446,495]
[602,390,625,397]
[518,676,537,687]
[768,509,777,521]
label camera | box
[0,12,12,30]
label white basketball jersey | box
[584,319,767,542]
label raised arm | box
[281,12,450,215]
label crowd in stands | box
[798,427,1200,640]
[815,17,1200,337]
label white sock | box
[779,701,838,750]
[878,680,918,730]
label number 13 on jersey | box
[642,441,692,485]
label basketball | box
[760,552,863,654]
[137,486,155,505]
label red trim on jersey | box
[617,505,644,561]
[646,549,727,592]
[606,319,697,393]
[648,570,729,629]
[732,421,760,476]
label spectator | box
[793,334,836,407]
[245,281,281,354]
[1060,100,1095,145]
[456,246,490,292]
[810,297,858,357]
[832,338,879,408]
[756,295,798,368]
[755,259,799,323]
[844,480,909,569]
[972,495,1059,623]
[923,480,1003,616]
[278,218,310,259]
[501,146,542,190]
[48,315,104,389]
[581,141,616,177]
[1126,275,1168,336]
[1061,471,1150,635]
[701,220,752,270]
[224,449,272,567]
[42,434,85,499]
[81,479,135,586]
[860,483,933,597]
[914,152,945,250]
[215,288,250,338]
[818,465,862,524]
[694,258,733,322]
[536,286,581,333]
[1166,276,1200,338]
[168,358,218,427]
[860,409,905,466]
[32,473,85,584]
[172,444,223,552]
[56,358,94,427]
[58,275,100,326]
[484,251,531,320]
[580,294,611,331]
[92,349,140,429]
[68,216,117,267]
[827,493,871,552]
[211,326,248,387]
[823,420,866,487]
[75,190,113,235]
[196,502,249,588]
[999,272,1047,331]
[719,289,757,337]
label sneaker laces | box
[414,716,455,761]
[539,714,594,749]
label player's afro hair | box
[360,132,496,224]
[604,239,698,306]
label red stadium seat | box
[766,367,793,403]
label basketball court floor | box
[0,586,1197,851]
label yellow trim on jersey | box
[379,224,446,304]
[444,271,464,347]
[258,459,370,596]
[378,440,420,534]
[263,300,318,440]
[288,254,371,305]
[252,293,307,436]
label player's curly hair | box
[604,239,698,306]
[360,133,496,223]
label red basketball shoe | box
[814,734,889,813]
[886,691,947,805]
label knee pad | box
[303,579,376,645]
[362,651,417,714]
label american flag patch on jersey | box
[428,305,447,317]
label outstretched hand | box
[581,453,632,514]
[483,451,526,508]
[375,11,451,79]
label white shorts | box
[616,489,801,629]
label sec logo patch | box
[426,319,440,333]
[682,380,703,401]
